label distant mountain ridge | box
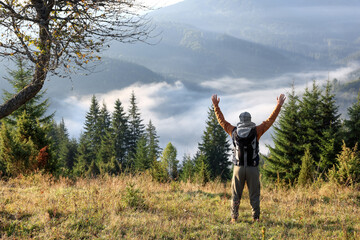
[45,58,169,98]
[106,22,318,82]
[153,0,360,64]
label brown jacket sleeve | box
[213,104,236,136]
[256,103,282,141]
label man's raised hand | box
[212,94,220,106]
[277,94,286,106]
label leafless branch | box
[0,0,154,119]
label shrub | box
[298,146,314,186]
[121,183,147,210]
[150,160,169,183]
[328,141,360,186]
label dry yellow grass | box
[0,173,359,239]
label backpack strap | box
[231,127,237,147]
[231,127,241,165]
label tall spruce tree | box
[97,133,118,175]
[127,91,145,163]
[145,120,161,164]
[112,99,129,167]
[320,80,341,130]
[98,102,111,136]
[73,95,101,176]
[50,118,78,174]
[198,107,231,181]
[73,133,92,176]
[84,95,102,151]
[194,152,211,185]
[298,81,324,169]
[133,136,150,172]
[2,58,54,125]
[180,154,195,182]
[263,86,303,183]
[318,80,341,175]
[96,102,115,174]
[344,93,360,149]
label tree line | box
[262,81,360,186]
[0,59,230,184]
[1,59,359,186]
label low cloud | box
[202,62,360,95]
[58,63,360,160]
[61,81,209,159]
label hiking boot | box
[230,218,237,224]
[253,218,260,223]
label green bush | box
[298,146,315,186]
[121,183,147,210]
[328,141,360,186]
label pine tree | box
[318,80,341,175]
[84,95,102,151]
[319,128,336,178]
[161,142,179,180]
[0,59,55,175]
[194,152,211,186]
[74,95,101,175]
[180,154,195,182]
[328,142,360,186]
[344,93,360,149]
[97,131,117,175]
[73,133,92,176]
[198,107,231,181]
[263,85,303,183]
[298,146,315,186]
[133,136,149,172]
[49,118,78,175]
[320,80,341,130]
[96,102,115,174]
[2,58,54,125]
[127,91,145,162]
[112,99,129,167]
[0,112,51,176]
[98,102,111,136]
[66,138,78,171]
[87,160,100,178]
[150,159,169,183]
[298,81,323,168]
[145,120,161,164]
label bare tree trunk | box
[0,78,45,119]
[0,0,151,120]
[0,1,51,120]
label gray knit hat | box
[239,111,251,123]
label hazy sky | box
[144,0,184,8]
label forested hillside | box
[335,78,360,116]
[153,0,360,64]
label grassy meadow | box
[0,173,359,239]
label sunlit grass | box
[0,173,359,239]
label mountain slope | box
[152,0,360,63]
[106,22,317,81]
[45,58,169,98]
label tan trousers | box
[231,165,260,220]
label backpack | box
[231,126,259,167]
